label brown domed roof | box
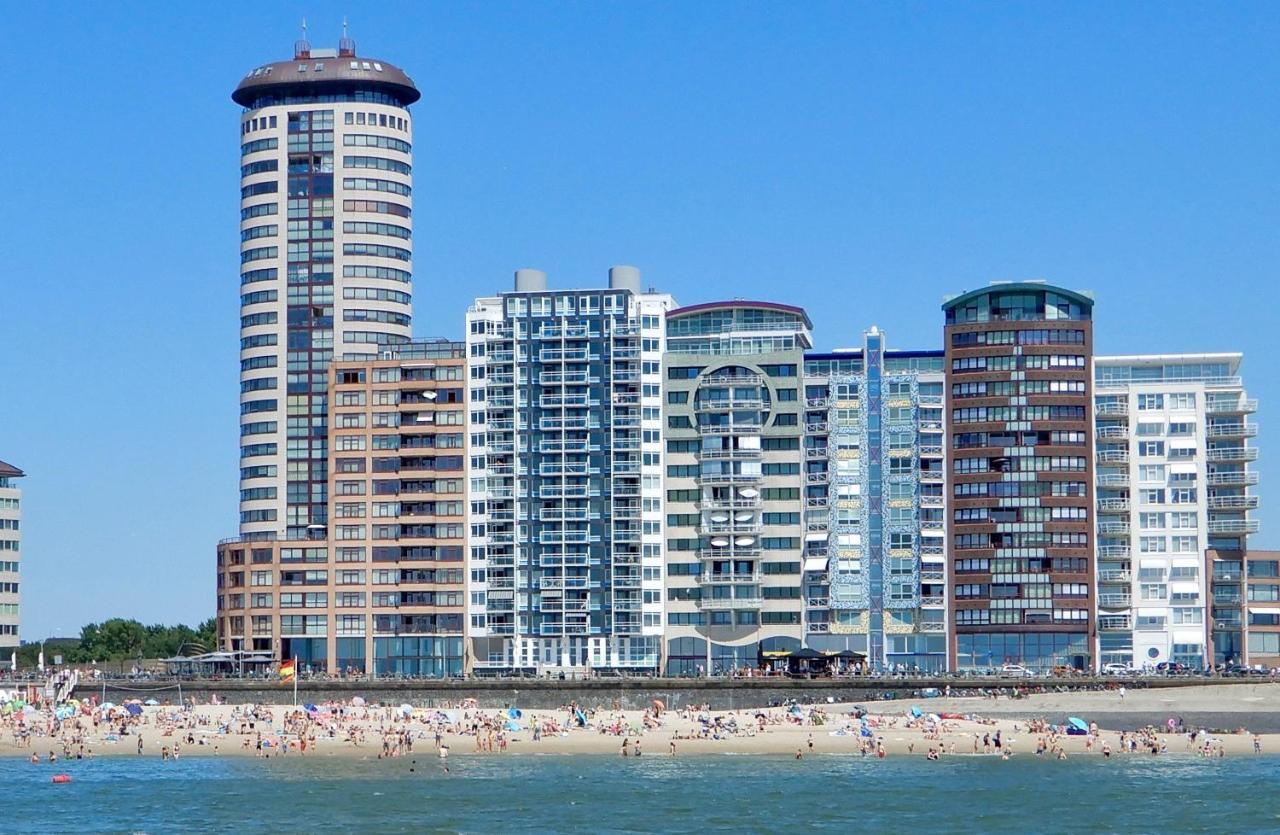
[233,52,420,107]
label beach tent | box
[910,706,924,719]
[507,708,522,719]
[504,720,523,733]
[574,708,588,727]
[1066,717,1089,736]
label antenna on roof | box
[338,16,356,57]
[295,17,311,59]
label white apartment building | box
[1094,354,1258,670]
[465,268,673,673]
[0,460,23,650]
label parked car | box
[1155,662,1190,676]
[1000,664,1035,678]
[1101,663,1135,676]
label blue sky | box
[1,2,1276,639]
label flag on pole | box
[279,658,296,683]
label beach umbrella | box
[351,696,366,706]
[507,708,522,719]
[652,699,665,712]
[22,705,36,715]
[144,699,159,706]
[55,707,75,720]
[304,703,318,712]
[1068,717,1089,732]
[910,706,923,719]
[399,704,413,716]
[125,704,143,716]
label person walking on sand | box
[1118,685,1125,700]
[669,740,676,757]
[137,736,144,755]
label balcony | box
[1098,498,1131,513]
[1206,398,1257,415]
[1098,569,1132,583]
[920,621,947,633]
[700,572,762,585]
[1207,447,1258,463]
[805,447,829,460]
[700,448,763,460]
[1206,471,1259,487]
[1095,402,1129,416]
[1097,449,1130,465]
[699,497,760,511]
[695,397,766,413]
[1212,593,1243,606]
[1097,473,1130,488]
[697,596,764,610]
[1099,615,1132,631]
[806,496,830,509]
[1207,519,1260,534]
[806,421,830,434]
[1098,545,1131,559]
[703,521,762,535]
[1098,521,1131,535]
[1207,423,1257,439]
[1098,593,1132,608]
[700,373,763,388]
[1208,495,1258,511]
[806,397,830,409]
[1096,425,1128,440]
[699,472,762,486]
[699,422,763,435]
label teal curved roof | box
[941,282,1093,313]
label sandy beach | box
[3,682,1278,763]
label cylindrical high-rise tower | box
[233,35,419,540]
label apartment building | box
[0,460,22,649]
[233,36,420,540]
[216,340,467,676]
[1241,550,1280,668]
[944,282,1096,672]
[802,329,949,671]
[465,268,673,674]
[662,302,811,675]
[1093,354,1259,670]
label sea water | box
[7,753,1279,833]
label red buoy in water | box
[52,774,72,784]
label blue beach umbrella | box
[507,708,522,719]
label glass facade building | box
[943,282,1096,672]
[466,268,673,673]
[802,330,948,671]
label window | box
[1137,393,1164,410]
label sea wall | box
[71,676,1245,712]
